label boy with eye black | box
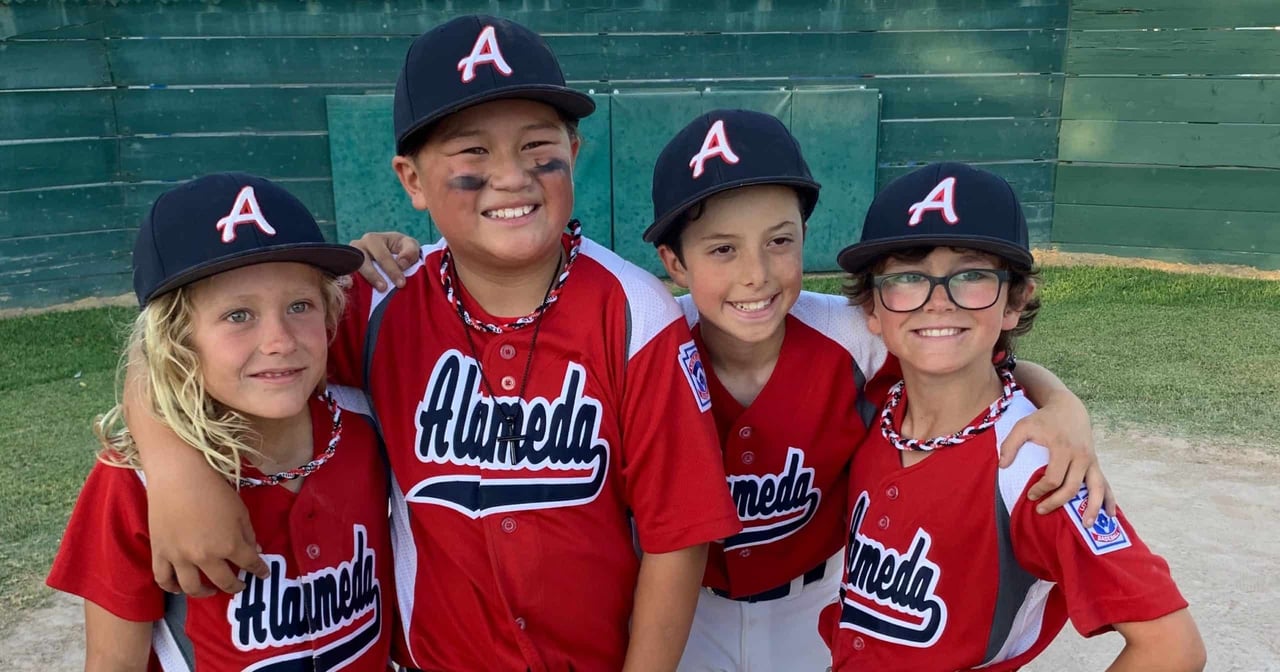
[128,15,742,672]
[820,162,1205,672]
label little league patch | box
[1065,486,1132,555]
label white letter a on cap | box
[688,120,741,179]
[907,177,959,226]
[216,186,277,243]
[457,25,514,83]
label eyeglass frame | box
[871,268,1011,313]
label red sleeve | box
[46,461,165,622]
[1011,474,1188,637]
[619,320,742,554]
[329,277,373,388]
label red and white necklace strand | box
[880,368,1021,452]
[439,220,582,334]
[238,392,341,488]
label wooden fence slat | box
[1059,119,1280,169]
[0,139,118,191]
[0,185,124,238]
[114,86,379,135]
[1050,242,1280,271]
[876,75,1063,121]
[1056,164,1280,213]
[107,30,1064,87]
[1066,29,1280,76]
[1053,204,1280,254]
[0,229,132,285]
[0,39,110,89]
[0,272,132,309]
[1070,0,1280,30]
[0,90,116,141]
[117,135,333,182]
[99,0,1066,37]
[0,2,102,39]
[878,119,1059,165]
[1062,76,1280,124]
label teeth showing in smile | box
[731,297,773,312]
[484,205,536,219]
[916,328,962,337]
[254,369,300,378]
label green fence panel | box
[115,86,380,135]
[0,90,116,141]
[0,139,118,191]
[1066,30,1280,76]
[571,94,614,248]
[1054,204,1280,255]
[325,95,431,245]
[0,186,125,239]
[876,75,1063,121]
[1059,119,1280,169]
[1070,0,1280,30]
[1063,77,1280,124]
[878,118,1059,165]
[790,88,879,269]
[0,40,110,89]
[0,2,101,39]
[117,135,334,182]
[1056,164,1280,213]
[0,230,132,286]
[0,274,133,310]
[98,0,1066,37]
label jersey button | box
[499,344,517,360]
[306,544,321,559]
[878,516,890,530]
[739,549,751,558]
[501,517,517,533]
[515,617,527,630]
[852,636,866,651]
[738,426,753,439]
[886,485,899,500]
[741,451,755,465]
[500,375,517,391]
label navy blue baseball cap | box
[132,173,364,307]
[394,15,596,155]
[836,162,1033,274]
[645,109,820,245]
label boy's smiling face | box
[393,99,579,270]
[866,247,1024,378]
[660,184,805,350]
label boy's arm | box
[349,231,422,292]
[622,544,709,672]
[1005,360,1114,525]
[83,600,152,672]
[124,355,268,596]
[1108,609,1206,672]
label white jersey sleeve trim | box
[676,293,700,329]
[994,393,1050,517]
[367,238,439,319]
[788,291,888,380]
[580,238,685,361]
[328,384,372,417]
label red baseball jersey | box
[680,291,888,596]
[47,390,395,672]
[331,234,742,672]
[821,388,1188,671]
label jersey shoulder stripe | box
[579,237,685,361]
[993,392,1050,517]
[788,291,888,382]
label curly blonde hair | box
[95,272,347,484]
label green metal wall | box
[1056,0,1280,269]
[4,0,1068,308]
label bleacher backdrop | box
[1,0,1277,308]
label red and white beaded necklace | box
[238,391,341,488]
[880,367,1021,452]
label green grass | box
[2,266,1278,626]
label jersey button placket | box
[878,515,890,530]
[306,543,321,560]
[501,516,517,534]
[499,343,517,360]
[852,636,866,651]
[886,484,899,500]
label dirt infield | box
[2,426,1276,671]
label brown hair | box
[842,246,1040,359]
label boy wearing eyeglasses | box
[820,162,1205,671]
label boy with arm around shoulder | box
[821,162,1205,672]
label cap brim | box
[643,176,822,244]
[836,235,1034,274]
[397,86,596,154]
[144,243,365,305]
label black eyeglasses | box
[872,269,1010,313]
